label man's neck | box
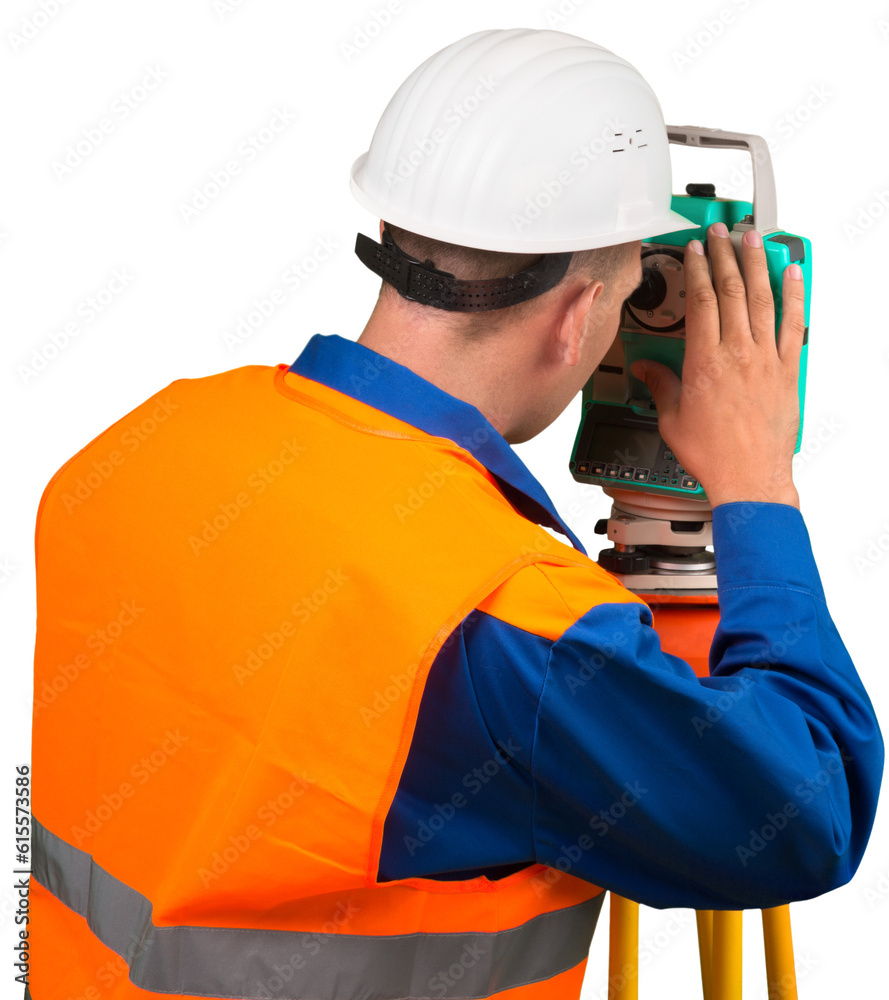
[356,296,526,441]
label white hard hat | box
[351,28,697,255]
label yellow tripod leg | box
[696,910,714,1000]
[712,909,743,1000]
[762,905,797,1000]
[608,894,639,999]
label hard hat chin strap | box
[354,226,573,312]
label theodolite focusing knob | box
[597,548,651,575]
[594,519,609,535]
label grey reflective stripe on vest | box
[33,817,603,999]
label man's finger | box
[706,221,753,347]
[776,263,806,369]
[682,238,720,360]
[740,229,776,350]
[630,359,682,427]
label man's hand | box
[631,221,806,509]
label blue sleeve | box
[527,503,883,910]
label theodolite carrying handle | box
[665,125,778,234]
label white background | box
[2,0,887,997]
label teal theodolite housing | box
[570,127,811,503]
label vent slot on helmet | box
[612,128,647,153]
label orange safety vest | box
[29,362,629,999]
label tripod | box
[608,895,797,1000]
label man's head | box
[351,28,691,442]
[359,222,642,443]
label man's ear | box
[558,280,603,366]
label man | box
[28,28,881,1000]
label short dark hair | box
[381,225,638,338]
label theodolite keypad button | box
[681,477,698,489]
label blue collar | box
[288,334,586,554]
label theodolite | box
[570,126,811,595]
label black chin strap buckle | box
[354,225,573,313]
